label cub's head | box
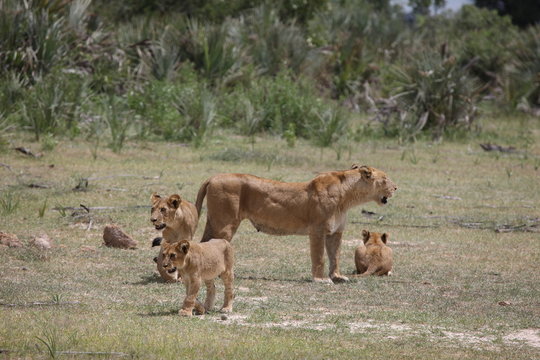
[161,240,190,273]
[150,193,182,231]
[351,164,397,206]
[362,229,389,246]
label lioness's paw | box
[179,309,193,317]
[220,306,233,313]
[331,275,350,284]
[313,277,333,284]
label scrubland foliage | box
[0,0,538,149]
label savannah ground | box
[0,114,539,359]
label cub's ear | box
[381,233,389,244]
[167,194,182,209]
[177,240,190,254]
[151,192,161,204]
[153,256,158,263]
[351,164,359,170]
[362,230,370,243]
[359,166,372,180]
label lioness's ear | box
[151,192,161,204]
[168,194,182,209]
[351,164,359,170]
[178,241,190,254]
[362,230,370,243]
[381,233,389,244]
[359,166,372,180]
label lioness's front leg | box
[325,231,349,283]
[309,232,329,282]
[179,277,201,317]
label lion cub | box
[150,193,198,282]
[354,230,393,276]
[161,239,234,316]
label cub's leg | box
[179,277,201,317]
[325,231,349,283]
[204,279,216,312]
[220,270,234,313]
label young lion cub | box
[150,193,198,282]
[161,239,234,316]
[354,230,393,276]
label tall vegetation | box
[0,0,537,147]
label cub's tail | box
[195,178,210,216]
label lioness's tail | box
[195,178,210,216]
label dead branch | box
[0,301,81,307]
[0,162,14,172]
[14,147,42,158]
[53,205,149,212]
[87,174,161,181]
[57,351,129,357]
[479,143,518,153]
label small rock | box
[498,301,512,306]
[21,267,29,271]
[220,314,228,321]
[30,233,53,250]
[103,225,137,249]
[0,232,22,248]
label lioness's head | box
[351,164,397,206]
[362,229,389,246]
[161,240,190,273]
[150,193,182,231]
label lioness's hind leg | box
[220,271,234,313]
[204,279,216,312]
[309,233,326,281]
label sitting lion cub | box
[150,193,198,282]
[161,239,234,316]
[354,230,393,276]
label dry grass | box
[0,115,539,359]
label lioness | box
[161,239,234,316]
[354,230,393,276]
[150,193,198,282]
[195,165,397,283]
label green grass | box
[0,115,539,359]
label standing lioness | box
[195,165,397,283]
[161,239,234,316]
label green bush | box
[221,72,324,138]
[384,51,479,141]
[18,71,89,140]
[508,25,540,111]
[452,5,518,90]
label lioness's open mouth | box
[167,267,177,273]
[381,196,388,204]
[154,224,166,230]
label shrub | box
[382,50,479,141]
[237,5,322,77]
[451,5,518,91]
[221,72,324,138]
[19,71,89,140]
[508,25,540,111]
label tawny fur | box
[150,193,198,282]
[353,230,393,277]
[161,239,234,317]
[195,164,397,283]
